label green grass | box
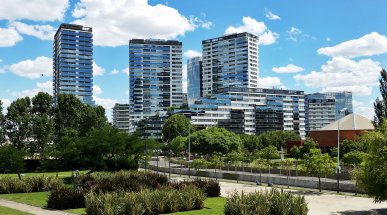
[0,170,88,179]
[64,208,85,214]
[0,192,48,207]
[0,206,33,215]
[165,197,226,215]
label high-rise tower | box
[187,56,202,105]
[53,23,94,105]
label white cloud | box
[182,64,187,93]
[287,27,315,42]
[225,16,278,45]
[190,16,213,29]
[265,9,280,20]
[317,32,387,58]
[0,27,23,47]
[93,61,105,76]
[184,50,202,59]
[353,100,374,120]
[294,57,381,96]
[11,81,53,98]
[259,76,285,89]
[9,56,52,79]
[72,0,195,46]
[93,85,102,95]
[93,96,118,110]
[1,98,11,115]
[272,64,304,73]
[111,69,119,75]
[10,21,55,40]
[122,68,129,76]
[0,0,68,21]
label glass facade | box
[187,56,202,105]
[129,39,183,130]
[53,24,94,105]
[305,92,353,132]
[112,103,130,133]
[202,32,259,96]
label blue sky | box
[1,0,387,120]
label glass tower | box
[201,32,259,97]
[53,23,94,105]
[129,39,183,130]
[187,56,202,105]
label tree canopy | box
[162,114,195,142]
[373,69,387,127]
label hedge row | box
[85,185,205,215]
[224,189,308,215]
[0,176,62,194]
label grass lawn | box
[65,208,86,214]
[165,197,226,215]
[0,206,33,215]
[0,170,88,179]
[0,192,48,207]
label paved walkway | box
[0,199,74,215]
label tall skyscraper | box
[53,23,94,105]
[201,32,259,97]
[305,92,353,132]
[187,56,202,105]
[112,103,130,133]
[129,39,183,129]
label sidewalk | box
[0,199,74,215]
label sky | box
[1,0,387,121]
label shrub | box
[224,189,308,215]
[171,179,221,197]
[47,185,85,210]
[0,176,62,194]
[85,185,205,215]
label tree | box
[4,97,33,150]
[162,114,194,142]
[342,151,366,167]
[240,134,261,152]
[170,136,186,157]
[191,158,209,178]
[256,145,280,161]
[299,138,317,158]
[252,158,267,182]
[209,155,224,180]
[191,127,242,155]
[289,146,302,159]
[304,148,336,192]
[373,69,387,127]
[257,130,300,149]
[0,100,5,144]
[356,123,387,202]
[0,145,26,179]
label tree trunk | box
[17,172,22,180]
[318,175,322,192]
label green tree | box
[30,92,54,154]
[299,138,318,158]
[162,114,194,142]
[191,158,209,178]
[209,155,224,180]
[252,158,267,182]
[256,145,280,161]
[191,127,242,155]
[258,130,300,149]
[240,134,262,152]
[356,123,387,202]
[342,151,366,167]
[289,146,302,159]
[0,145,26,179]
[4,97,33,150]
[373,69,387,127]
[304,148,336,192]
[170,135,186,157]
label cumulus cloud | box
[111,69,119,75]
[10,21,55,40]
[11,81,53,98]
[1,98,11,114]
[353,100,374,120]
[0,27,23,47]
[272,64,304,73]
[93,96,118,110]
[184,50,202,59]
[294,57,381,96]
[259,76,285,89]
[93,85,102,95]
[317,32,387,58]
[9,56,52,79]
[122,68,129,76]
[265,9,280,20]
[190,16,213,29]
[93,61,105,76]
[224,16,278,45]
[0,0,68,21]
[72,0,195,46]
[287,27,315,42]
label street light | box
[337,107,347,193]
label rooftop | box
[319,113,374,131]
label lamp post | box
[188,124,191,178]
[337,107,347,193]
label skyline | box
[1,0,387,121]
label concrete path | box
[0,199,74,215]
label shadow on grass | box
[337,208,387,215]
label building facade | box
[112,103,130,132]
[201,32,259,97]
[187,56,203,105]
[189,87,306,138]
[305,92,353,132]
[129,39,183,131]
[53,23,94,105]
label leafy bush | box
[85,185,205,215]
[47,185,85,210]
[0,176,62,194]
[171,179,220,197]
[75,170,168,193]
[224,189,308,215]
